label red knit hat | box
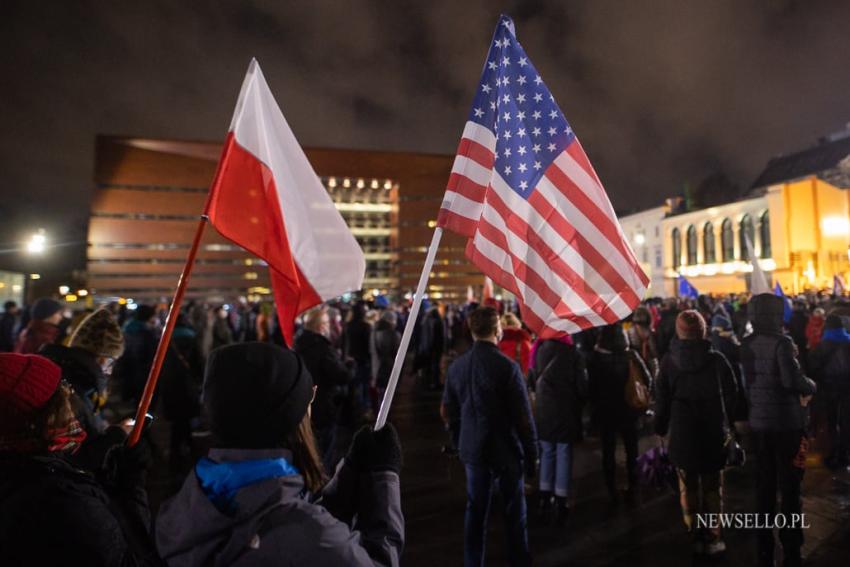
[676,310,707,340]
[0,354,62,429]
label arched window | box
[686,225,698,265]
[739,214,755,261]
[759,210,771,259]
[703,222,716,264]
[721,218,734,261]
[671,228,681,269]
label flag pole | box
[126,215,208,447]
[375,227,443,430]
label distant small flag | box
[774,282,792,324]
[834,275,846,296]
[677,275,699,299]
[744,231,770,295]
[466,285,476,304]
[482,276,494,303]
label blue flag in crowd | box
[774,282,792,324]
[677,275,699,299]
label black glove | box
[345,423,403,474]
[525,457,537,480]
[103,436,153,491]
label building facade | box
[88,136,483,303]
[617,205,670,296]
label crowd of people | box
[0,287,847,566]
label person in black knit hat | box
[156,341,404,567]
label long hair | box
[285,415,326,493]
[0,383,75,454]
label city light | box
[821,216,850,237]
[29,273,41,280]
[633,233,646,246]
[58,285,70,295]
[77,289,89,297]
[65,294,78,302]
[26,230,47,254]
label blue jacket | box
[442,341,537,470]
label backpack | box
[624,350,651,411]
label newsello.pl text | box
[696,514,811,530]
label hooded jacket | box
[293,330,353,429]
[655,339,737,473]
[533,339,587,443]
[498,328,532,374]
[742,294,816,432]
[155,448,403,567]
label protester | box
[294,306,355,471]
[532,334,586,525]
[418,306,445,390]
[0,300,20,352]
[211,306,233,349]
[742,293,817,567]
[710,312,748,422]
[807,314,850,469]
[498,312,532,375]
[155,342,404,566]
[655,298,679,360]
[655,310,738,555]
[372,309,401,402]
[15,297,63,354]
[256,302,273,342]
[115,305,159,403]
[440,306,537,567]
[0,353,159,565]
[626,306,659,379]
[588,323,643,506]
[344,301,373,410]
[805,307,826,350]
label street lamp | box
[26,230,47,254]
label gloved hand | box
[345,423,403,474]
[103,436,153,491]
[525,457,537,480]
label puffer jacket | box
[155,448,403,567]
[741,294,816,432]
[533,339,587,444]
[498,328,532,374]
[655,339,737,473]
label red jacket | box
[499,328,532,374]
[15,320,60,354]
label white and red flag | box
[206,60,365,345]
[437,15,648,337]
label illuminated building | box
[87,137,484,303]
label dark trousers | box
[600,420,638,494]
[825,391,850,458]
[464,463,530,567]
[754,430,806,564]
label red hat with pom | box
[0,354,62,433]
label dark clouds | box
[2,0,850,273]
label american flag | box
[437,15,648,337]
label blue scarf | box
[196,456,299,514]
[822,327,850,344]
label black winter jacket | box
[742,294,816,432]
[294,330,353,429]
[588,347,639,427]
[710,332,748,421]
[808,337,850,393]
[0,453,160,566]
[533,340,587,444]
[655,339,737,473]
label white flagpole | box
[375,227,443,430]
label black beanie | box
[31,298,62,321]
[203,342,314,449]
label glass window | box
[721,219,734,261]
[739,214,755,261]
[671,228,681,269]
[686,225,698,265]
[703,222,716,264]
[760,211,771,259]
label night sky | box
[3,0,850,274]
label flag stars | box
[502,94,511,104]
[503,130,512,140]
[517,146,527,155]
[533,161,542,170]
[504,165,512,175]
[495,77,503,87]
[533,93,543,103]
[518,162,528,172]
[517,127,526,138]
[503,111,511,121]
[519,180,528,190]
[502,56,511,66]
[516,94,526,104]
[504,147,512,157]
[502,75,511,85]
[547,126,557,136]
[532,144,541,153]
[490,101,497,111]
[549,110,559,119]
[534,75,543,85]
[564,126,573,135]
[481,84,492,94]
[532,127,541,137]
[518,57,528,67]
[494,38,504,48]
[547,142,557,152]
[488,61,497,70]
[473,108,484,118]
[517,75,527,85]
[517,111,526,120]
[532,110,542,120]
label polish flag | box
[206,59,365,345]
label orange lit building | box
[88,136,484,303]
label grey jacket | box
[155,448,403,567]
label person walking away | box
[0,353,160,565]
[807,314,850,469]
[656,298,680,360]
[0,301,20,352]
[805,307,825,351]
[628,306,659,380]
[155,342,404,566]
[211,306,233,349]
[655,310,738,555]
[15,297,63,354]
[418,307,445,390]
[742,294,816,567]
[344,301,373,411]
[532,335,586,525]
[256,302,273,343]
[159,314,204,470]
[710,313,748,423]
[372,310,401,411]
[440,306,537,567]
[498,312,532,376]
[588,323,645,506]
[294,306,355,472]
[114,304,159,404]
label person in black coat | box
[710,313,748,422]
[0,353,160,566]
[807,314,850,468]
[115,305,159,404]
[294,306,354,472]
[742,294,816,567]
[588,323,641,505]
[0,300,19,352]
[655,310,737,555]
[343,301,373,411]
[532,335,587,524]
